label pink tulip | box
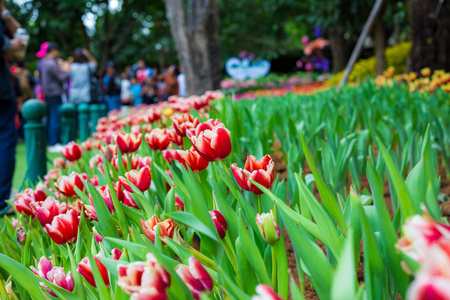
[168,128,184,147]
[252,284,284,300]
[118,253,170,299]
[122,189,139,209]
[61,141,83,161]
[77,256,110,287]
[209,210,227,239]
[172,113,199,137]
[189,119,232,161]
[141,215,175,243]
[115,132,142,154]
[34,197,65,227]
[54,172,85,198]
[176,148,209,172]
[139,156,153,168]
[176,257,213,299]
[89,183,123,213]
[231,155,274,195]
[112,154,139,171]
[119,165,152,193]
[145,129,171,151]
[175,195,184,211]
[53,157,66,169]
[45,210,79,244]
[31,257,75,296]
[111,248,123,260]
[17,226,26,245]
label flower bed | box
[1,81,450,299]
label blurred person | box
[0,0,24,216]
[120,72,132,105]
[12,60,34,140]
[129,76,143,105]
[104,61,121,111]
[177,64,186,97]
[157,64,179,100]
[40,42,70,147]
[136,59,153,85]
[69,48,97,104]
[142,76,158,104]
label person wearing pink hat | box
[36,41,49,59]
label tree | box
[163,0,221,96]
[407,0,450,72]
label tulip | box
[231,154,274,195]
[13,192,36,216]
[116,132,143,154]
[31,257,75,296]
[54,172,85,198]
[122,189,139,209]
[34,197,65,227]
[89,154,104,171]
[111,248,123,260]
[176,148,209,172]
[168,128,184,147]
[112,154,139,171]
[81,138,96,151]
[252,284,284,300]
[176,257,213,299]
[165,170,174,190]
[406,241,450,300]
[175,195,184,211]
[139,156,153,168]
[77,256,110,287]
[145,109,162,123]
[162,149,181,165]
[94,232,103,243]
[186,118,220,138]
[85,205,98,222]
[396,212,450,263]
[145,129,171,151]
[141,215,175,243]
[53,157,66,169]
[256,210,281,246]
[44,169,60,184]
[90,183,122,213]
[102,144,117,161]
[118,253,170,299]
[45,210,79,244]
[119,165,152,193]
[189,119,232,161]
[17,226,26,245]
[61,141,83,161]
[172,113,199,137]
[209,210,227,239]
[90,175,100,187]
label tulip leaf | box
[300,133,347,234]
[218,266,252,300]
[295,173,342,259]
[367,161,408,297]
[105,238,147,260]
[249,180,325,243]
[168,211,220,242]
[85,243,111,300]
[86,182,119,239]
[237,210,271,285]
[279,206,333,297]
[376,137,417,221]
[331,230,356,300]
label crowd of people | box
[10,42,187,148]
[0,1,186,216]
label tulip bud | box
[175,195,185,211]
[209,210,227,239]
[17,226,26,245]
[252,284,284,300]
[256,210,280,246]
[118,165,152,193]
[115,132,142,154]
[111,248,122,260]
[94,228,104,243]
[77,256,110,287]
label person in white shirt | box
[177,65,186,97]
[120,72,132,105]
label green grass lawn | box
[13,143,60,190]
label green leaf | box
[168,211,220,242]
[331,230,356,299]
[376,137,417,221]
[300,133,347,233]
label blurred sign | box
[225,57,271,81]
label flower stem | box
[257,194,262,214]
[220,159,230,175]
[223,234,242,287]
[271,245,277,291]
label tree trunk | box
[374,6,386,75]
[164,0,221,96]
[328,25,347,73]
[407,0,450,72]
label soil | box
[270,145,450,299]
